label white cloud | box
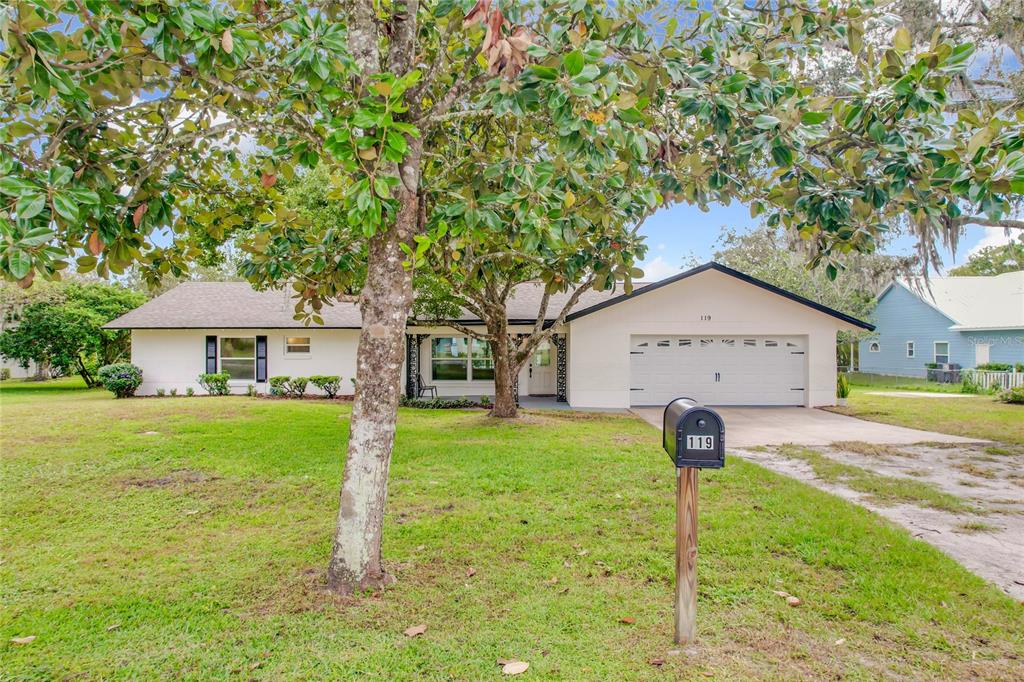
[636,255,682,282]
[656,243,666,251]
[967,227,1017,258]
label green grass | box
[778,446,972,513]
[846,372,962,393]
[830,388,1024,445]
[2,382,1023,679]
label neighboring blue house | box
[859,271,1024,377]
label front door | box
[975,343,990,366]
[529,340,556,395]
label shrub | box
[961,373,982,394]
[155,388,166,397]
[480,394,491,406]
[1016,363,1023,373]
[269,375,290,396]
[310,375,341,398]
[284,376,309,398]
[98,363,143,398]
[0,367,9,381]
[836,372,851,399]
[975,362,1012,372]
[999,386,1024,404]
[198,372,230,396]
[169,388,177,397]
[185,386,194,397]
[399,395,477,409]
[246,384,256,397]
[924,362,940,369]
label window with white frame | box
[934,341,949,364]
[906,341,915,358]
[869,342,880,352]
[220,337,255,380]
[285,336,311,354]
[430,337,493,380]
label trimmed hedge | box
[310,375,341,398]
[98,363,143,398]
[198,372,230,396]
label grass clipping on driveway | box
[2,383,1023,679]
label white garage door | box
[629,335,807,406]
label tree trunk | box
[326,142,421,594]
[490,319,518,418]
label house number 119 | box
[700,314,712,321]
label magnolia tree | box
[2,0,1023,594]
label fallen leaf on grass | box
[403,624,427,637]
[501,660,529,675]
[10,636,35,644]
[106,623,121,632]
[649,658,665,666]
[466,567,476,577]
[772,590,790,598]
[786,596,802,607]
[619,617,635,625]
[834,638,846,646]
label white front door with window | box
[529,340,556,395]
[629,335,807,406]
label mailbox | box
[662,397,725,468]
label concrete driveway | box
[630,406,983,447]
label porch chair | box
[416,373,438,399]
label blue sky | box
[634,201,1017,281]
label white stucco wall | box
[131,328,360,396]
[566,269,857,409]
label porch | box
[404,332,567,405]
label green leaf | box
[848,24,863,56]
[564,51,584,77]
[0,177,38,196]
[771,144,793,166]
[15,193,46,221]
[18,226,54,247]
[51,192,79,222]
[800,111,829,125]
[894,27,912,53]
[721,73,750,94]
[7,250,31,279]
[753,114,780,130]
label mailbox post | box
[662,397,725,646]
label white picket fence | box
[962,370,1024,391]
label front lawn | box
[847,372,963,393]
[2,382,1022,679]
[832,388,1024,445]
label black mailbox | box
[662,397,725,468]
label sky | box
[634,201,1020,282]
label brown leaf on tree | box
[221,30,234,54]
[403,623,427,637]
[88,230,103,256]
[10,635,36,645]
[261,173,277,189]
[619,617,636,624]
[482,8,505,54]
[133,203,148,228]
[17,272,34,290]
[501,660,529,675]
[463,0,490,27]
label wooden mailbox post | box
[662,398,725,645]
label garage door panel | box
[630,335,806,406]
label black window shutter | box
[205,335,217,374]
[256,336,267,382]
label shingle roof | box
[104,281,627,329]
[105,262,877,330]
[891,271,1024,330]
[104,282,363,329]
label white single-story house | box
[105,262,873,408]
